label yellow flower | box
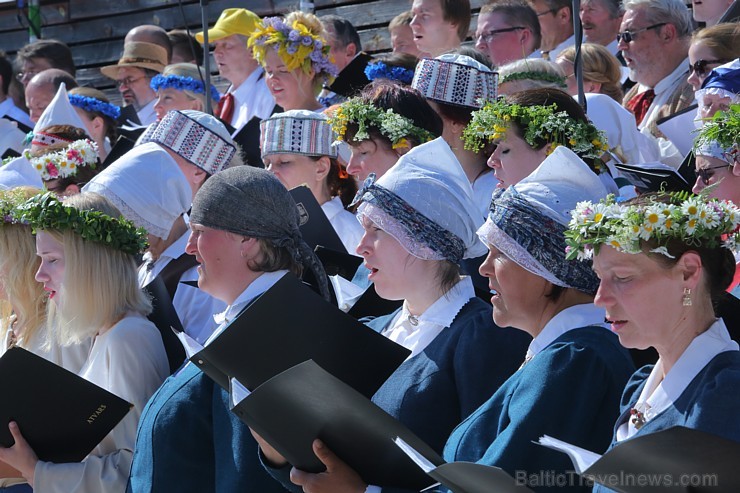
[569,138,577,146]
[592,139,601,147]
[392,138,409,150]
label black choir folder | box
[0,347,131,463]
[190,272,410,398]
[290,185,348,254]
[231,360,444,490]
[539,427,740,492]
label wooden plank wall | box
[0,0,484,104]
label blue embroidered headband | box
[353,173,465,264]
[364,61,415,85]
[150,74,221,103]
[68,94,121,121]
[478,186,600,294]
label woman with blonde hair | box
[556,43,624,102]
[151,63,221,120]
[0,192,169,492]
[688,22,740,92]
[68,86,120,163]
[249,12,338,111]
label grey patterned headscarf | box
[189,166,329,300]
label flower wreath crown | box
[13,192,149,255]
[248,16,338,82]
[328,97,436,149]
[499,71,567,88]
[24,139,98,181]
[364,61,415,85]
[693,103,740,164]
[150,74,221,103]
[564,192,740,261]
[463,100,609,170]
[0,188,35,226]
[68,94,121,121]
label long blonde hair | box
[558,43,624,102]
[0,187,46,346]
[45,193,151,345]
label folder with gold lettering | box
[0,347,131,463]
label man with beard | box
[580,0,624,59]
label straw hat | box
[100,42,167,79]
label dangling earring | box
[682,287,692,307]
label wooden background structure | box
[0,0,484,104]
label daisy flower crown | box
[68,94,121,121]
[462,100,609,172]
[248,16,339,83]
[564,192,740,261]
[150,74,222,103]
[328,97,436,149]
[693,103,740,164]
[24,139,98,181]
[13,192,149,255]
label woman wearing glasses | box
[687,23,740,92]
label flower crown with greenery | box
[564,192,740,261]
[150,74,221,103]
[328,97,436,149]
[248,16,338,82]
[13,192,148,255]
[68,94,121,121]
[693,103,740,164]
[24,139,98,181]
[499,71,567,88]
[463,99,609,171]
[0,189,35,226]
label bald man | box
[25,69,78,123]
[125,25,173,63]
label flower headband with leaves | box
[248,16,338,82]
[564,192,740,261]
[499,71,567,89]
[13,192,149,255]
[24,139,98,181]
[328,97,436,149]
[693,103,740,164]
[463,100,609,170]
[0,188,36,226]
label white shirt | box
[534,33,576,61]
[382,277,475,360]
[605,40,619,58]
[321,196,364,256]
[1,323,90,375]
[616,319,738,441]
[0,97,33,128]
[472,170,498,220]
[526,303,608,362]
[138,231,226,344]
[205,270,288,346]
[228,67,275,134]
[33,314,169,493]
[636,58,693,168]
[136,99,157,126]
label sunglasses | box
[688,59,730,78]
[616,23,666,44]
[696,163,731,186]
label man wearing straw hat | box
[101,42,167,126]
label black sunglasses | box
[616,23,666,44]
[688,59,730,78]
[696,163,731,186]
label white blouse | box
[33,314,169,493]
[321,196,364,256]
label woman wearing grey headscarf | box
[127,166,327,493]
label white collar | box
[211,270,288,328]
[528,303,607,358]
[651,57,690,95]
[398,276,475,328]
[230,67,265,100]
[629,319,737,431]
[605,39,619,57]
[136,99,158,126]
[549,34,576,60]
[320,196,345,221]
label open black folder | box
[231,360,443,490]
[190,272,410,398]
[614,162,692,194]
[0,347,131,463]
[290,185,348,253]
[539,427,740,492]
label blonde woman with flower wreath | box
[0,192,169,492]
[25,125,99,196]
[463,88,617,193]
[565,192,740,492]
[151,63,221,121]
[249,12,337,112]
